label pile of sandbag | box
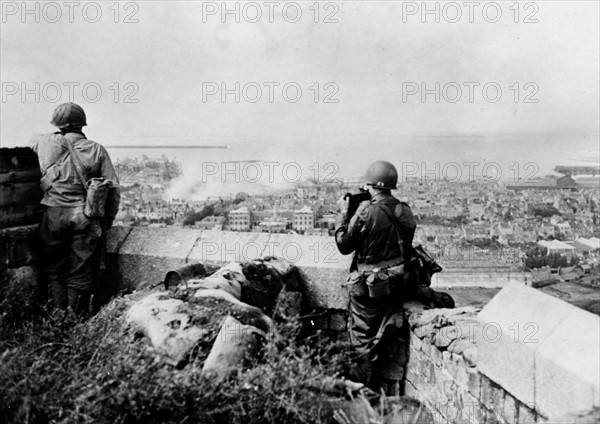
[126,257,300,374]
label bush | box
[0,293,354,423]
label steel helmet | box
[50,102,87,129]
[365,160,398,190]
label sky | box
[1,0,599,183]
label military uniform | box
[31,131,120,311]
[335,191,416,393]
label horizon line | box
[105,145,228,149]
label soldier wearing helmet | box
[30,103,120,313]
[335,160,416,395]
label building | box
[537,240,576,257]
[229,207,251,231]
[577,237,600,250]
[293,206,314,232]
[317,213,337,235]
[255,219,287,233]
[195,216,226,230]
[507,174,579,191]
[555,165,600,177]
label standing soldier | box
[31,103,120,313]
[335,160,416,395]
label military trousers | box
[346,272,409,394]
[39,206,102,312]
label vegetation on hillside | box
[0,291,355,424]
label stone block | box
[534,306,600,422]
[467,367,481,400]
[1,265,39,295]
[105,225,132,254]
[457,383,473,412]
[439,369,457,402]
[118,254,187,291]
[416,353,430,376]
[120,227,201,260]
[424,360,436,385]
[404,379,419,399]
[448,338,476,357]
[516,402,537,424]
[482,408,502,424]
[266,233,348,270]
[187,232,352,309]
[431,269,530,288]
[0,224,39,267]
[480,375,504,413]
[405,362,420,385]
[409,332,423,352]
[117,227,201,290]
[430,344,443,365]
[452,353,468,386]
[477,282,575,407]
[502,392,519,424]
[442,400,462,423]
[187,231,272,264]
[460,399,485,424]
[441,350,452,367]
[267,233,352,310]
[462,345,478,367]
[296,266,350,310]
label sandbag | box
[126,292,208,366]
[201,315,266,378]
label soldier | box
[335,160,416,395]
[31,103,120,313]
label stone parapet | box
[478,282,599,423]
[0,224,41,308]
[404,283,600,424]
[106,227,353,309]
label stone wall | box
[105,227,528,306]
[0,224,41,309]
[403,283,600,424]
[105,226,354,330]
[2,225,599,423]
[431,268,531,289]
[106,227,350,300]
[0,147,43,311]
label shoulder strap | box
[379,202,419,258]
[378,203,399,233]
[64,137,89,191]
[377,203,405,258]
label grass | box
[0,290,357,424]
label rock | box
[447,338,475,357]
[323,395,381,424]
[382,396,436,424]
[322,394,435,424]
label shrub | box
[0,293,354,424]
